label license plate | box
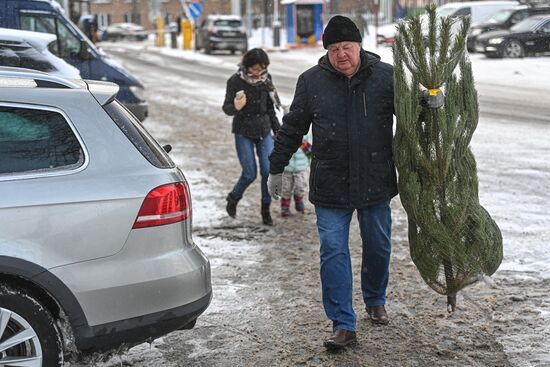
[223,31,237,37]
[475,44,485,53]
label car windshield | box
[485,9,514,24]
[436,6,461,17]
[510,17,542,32]
[213,19,241,27]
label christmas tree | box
[393,5,503,311]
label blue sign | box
[189,2,202,19]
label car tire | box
[205,42,212,54]
[0,284,64,366]
[503,40,525,58]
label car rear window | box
[213,19,242,27]
[0,105,84,176]
[0,41,56,73]
[103,100,174,169]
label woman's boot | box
[261,203,273,225]
[226,192,239,218]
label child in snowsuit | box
[281,134,311,217]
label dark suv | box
[468,4,550,51]
[195,15,248,54]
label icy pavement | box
[79,32,550,365]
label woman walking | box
[222,48,281,225]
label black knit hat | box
[322,15,362,49]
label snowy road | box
[75,42,550,367]
[104,45,550,125]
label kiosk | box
[282,0,324,46]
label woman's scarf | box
[237,64,283,111]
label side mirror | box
[79,41,92,60]
[163,144,172,153]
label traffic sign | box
[188,2,202,19]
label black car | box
[468,4,550,51]
[475,14,550,58]
[195,15,248,54]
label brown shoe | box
[323,329,357,350]
[366,305,389,325]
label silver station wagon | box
[0,67,211,366]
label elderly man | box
[268,16,396,350]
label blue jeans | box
[231,133,273,204]
[315,201,392,332]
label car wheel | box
[205,42,212,54]
[0,284,64,366]
[503,40,524,58]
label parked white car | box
[0,28,81,78]
[434,1,519,25]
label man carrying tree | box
[268,16,397,350]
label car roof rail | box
[0,66,83,89]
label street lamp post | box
[374,0,379,48]
[246,0,252,37]
[132,0,139,24]
[231,0,240,16]
[273,0,280,47]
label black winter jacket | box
[269,50,397,208]
[222,73,280,140]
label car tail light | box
[133,182,192,229]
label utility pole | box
[246,0,252,37]
[273,0,280,47]
[132,0,139,24]
[374,0,379,48]
[330,0,339,15]
[262,0,268,47]
[150,0,160,23]
[354,0,368,38]
[231,0,240,16]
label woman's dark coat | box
[269,50,397,208]
[222,73,280,140]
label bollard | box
[182,19,192,50]
[273,21,280,48]
[170,30,177,48]
[155,17,165,47]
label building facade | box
[88,0,404,31]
